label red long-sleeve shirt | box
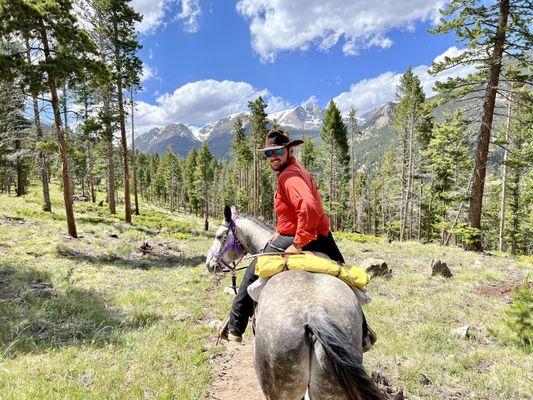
[275,157,330,247]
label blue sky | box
[132,0,470,133]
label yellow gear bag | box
[255,253,371,290]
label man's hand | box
[286,244,302,254]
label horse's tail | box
[306,318,385,400]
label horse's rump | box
[253,270,383,400]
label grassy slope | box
[1,183,531,399]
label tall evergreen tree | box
[194,143,215,229]
[424,110,472,244]
[248,97,268,217]
[231,116,252,213]
[429,0,532,250]
[0,0,102,237]
[94,0,142,223]
[349,106,362,230]
[320,100,350,229]
[393,66,432,241]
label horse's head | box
[205,205,247,273]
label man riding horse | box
[220,128,376,352]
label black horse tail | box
[306,318,385,400]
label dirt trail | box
[207,335,264,400]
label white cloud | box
[176,0,202,33]
[236,0,446,62]
[132,0,202,34]
[140,64,157,82]
[334,47,477,114]
[135,79,290,134]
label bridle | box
[210,215,247,273]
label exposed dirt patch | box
[206,335,263,400]
[475,276,530,298]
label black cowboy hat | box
[258,129,304,152]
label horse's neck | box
[235,217,273,254]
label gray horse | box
[206,206,384,400]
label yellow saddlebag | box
[255,253,370,290]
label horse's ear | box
[231,205,237,216]
[224,205,232,223]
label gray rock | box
[451,325,471,339]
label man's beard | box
[270,158,289,171]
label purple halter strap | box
[212,216,246,272]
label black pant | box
[228,232,347,335]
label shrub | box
[504,278,532,347]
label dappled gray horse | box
[206,206,384,400]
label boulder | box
[451,325,471,339]
[361,258,392,279]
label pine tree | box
[393,66,432,241]
[184,148,199,215]
[300,137,318,174]
[22,37,52,211]
[349,106,362,230]
[424,110,472,244]
[93,0,142,223]
[231,116,252,213]
[0,70,30,197]
[0,0,102,237]
[248,97,268,217]
[506,88,533,254]
[194,143,215,229]
[320,100,350,229]
[429,0,532,251]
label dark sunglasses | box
[264,148,284,158]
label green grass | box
[0,182,231,400]
[1,182,532,399]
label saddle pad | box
[255,253,371,290]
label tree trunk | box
[509,169,520,255]
[399,128,408,241]
[114,41,132,224]
[499,97,512,251]
[61,83,75,199]
[41,27,77,238]
[87,142,96,203]
[404,125,414,240]
[130,90,140,215]
[25,41,51,211]
[467,0,509,251]
[15,139,24,196]
[253,132,258,216]
[106,130,116,214]
[417,183,423,241]
[103,89,116,214]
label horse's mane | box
[238,213,275,234]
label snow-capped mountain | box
[136,122,200,156]
[135,101,396,165]
[269,102,324,130]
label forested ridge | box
[0,0,531,254]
